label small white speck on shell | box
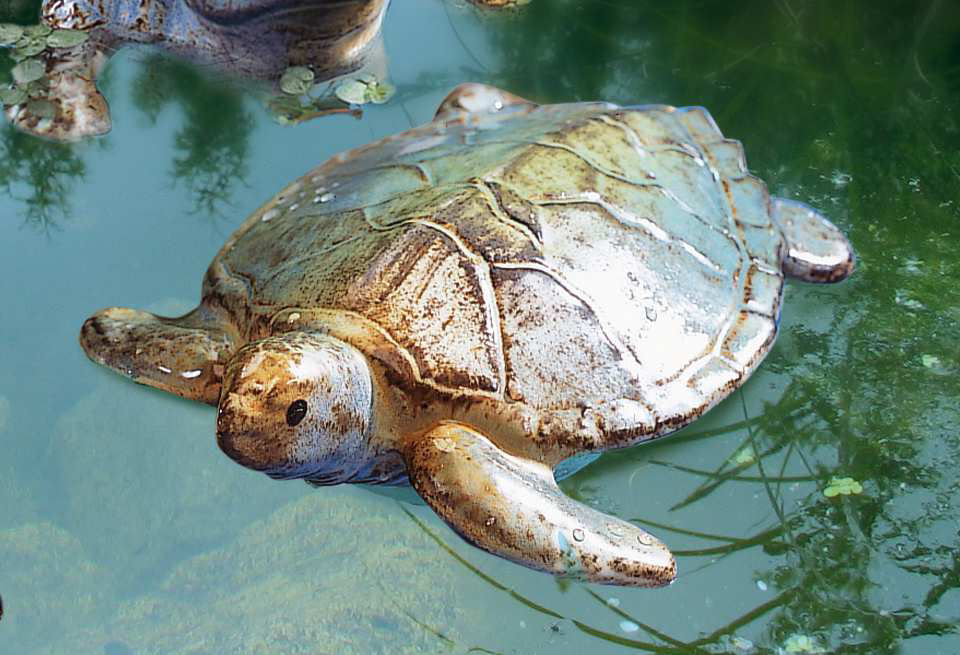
[261,208,279,222]
[157,365,172,374]
[180,369,202,379]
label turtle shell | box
[210,99,801,447]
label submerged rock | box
[52,351,302,591]
[0,522,111,651]
[41,491,459,654]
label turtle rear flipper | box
[404,423,677,587]
[79,306,234,404]
[772,198,855,283]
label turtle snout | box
[216,394,287,473]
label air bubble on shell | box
[319,192,335,203]
[261,208,279,222]
[572,528,585,542]
[181,369,202,379]
[619,621,639,633]
[645,306,658,321]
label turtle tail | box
[771,198,855,283]
[79,305,235,405]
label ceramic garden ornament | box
[80,83,854,586]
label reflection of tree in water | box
[0,2,85,232]
[406,2,960,653]
[0,124,84,233]
[130,54,254,218]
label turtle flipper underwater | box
[80,84,854,586]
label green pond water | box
[1,1,958,653]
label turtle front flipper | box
[404,423,677,587]
[79,306,235,404]
[772,198,855,283]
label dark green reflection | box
[130,55,254,218]
[420,1,959,652]
[0,123,84,232]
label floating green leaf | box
[334,78,368,104]
[24,23,52,38]
[334,77,395,105]
[731,446,755,465]
[0,23,24,46]
[11,58,46,85]
[279,66,314,95]
[823,477,863,498]
[46,28,89,48]
[25,78,50,98]
[13,39,47,59]
[25,98,56,119]
[784,634,824,653]
[0,86,28,106]
[366,80,395,104]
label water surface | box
[1,1,958,653]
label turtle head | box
[216,332,373,482]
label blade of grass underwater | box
[669,525,788,558]
[392,601,457,649]
[662,434,804,512]
[686,589,797,647]
[650,387,804,446]
[650,460,820,484]
[570,620,711,655]
[400,502,710,653]
[582,588,690,649]
[398,503,564,620]
[628,517,743,543]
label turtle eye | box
[286,399,308,427]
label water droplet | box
[756,580,768,591]
[180,369,202,379]
[637,533,654,546]
[645,306,658,321]
[646,171,657,180]
[572,528,585,542]
[606,523,624,538]
[619,620,639,633]
[606,597,620,608]
[261,208,279,222]
[157,365,171,374]
[287,312,301,323]
[318,192,335,203]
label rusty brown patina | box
[79,84,854,586]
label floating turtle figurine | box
[80,83,854,586]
